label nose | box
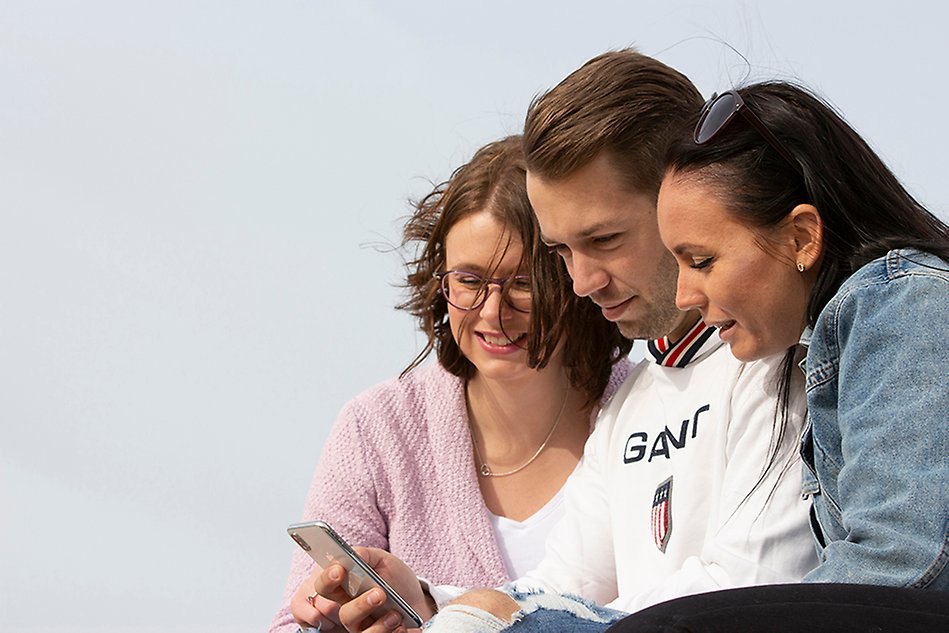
[568,254,610,298]
[477,282,506,324]
[675,268,704,312]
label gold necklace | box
[469,389,569,478]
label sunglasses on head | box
[693,90,803,177]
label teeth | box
[482,333,523,346]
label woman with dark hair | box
[620,81,949,630]
[269,136,632,633]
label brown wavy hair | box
[524,48,703,197]
[398,136,630,404]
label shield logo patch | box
[651,476,673,552]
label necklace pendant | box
[480,463,492,477]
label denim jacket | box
[799,248,949,589]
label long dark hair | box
[399,136,630,404]
[666,82,949,321]
[664,80,949,497]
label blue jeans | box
[423,590,627,633]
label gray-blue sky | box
[1,2,946,631]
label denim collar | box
[798,325,813,349]
[647,320,720,368]
[797,326,813,373]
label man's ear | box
[788,204,823,271]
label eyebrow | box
[541,222,616,245]
[669,243,703,256]
[446,262,488,272]
[447,262,524,275]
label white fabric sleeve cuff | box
[417,577,468,610]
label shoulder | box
[668,344,793,431]
[599,357,635,406]
[834,249,948,304]
[338,364,466,435]
[600,343,749,424]
[818,249,949,334]
[346,363,462,406]
[601,358,650,413]
[667,339,750,390]
[698,345,789,417]
[606,341,745,408]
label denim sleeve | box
[804,265,949,588]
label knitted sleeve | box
[267,399,388,633]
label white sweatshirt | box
[512,333,817,613]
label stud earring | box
[796,262,806,273]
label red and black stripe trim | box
[647,320,717,368]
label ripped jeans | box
[423,590,626,633]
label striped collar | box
[647,320,719,368]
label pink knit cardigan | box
[268,360,632,633]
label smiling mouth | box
[478,332,526,347]
[598,296,634,321]
[715,320,736,333]
[603,298,631,310]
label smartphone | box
[287,520,423,628]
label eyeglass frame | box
[694,90,804,177]
[433,270,532,313]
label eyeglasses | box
[694,90,803,176]
[434,270,532,313]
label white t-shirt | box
[489,488,566,579]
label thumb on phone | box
[352,548,434,621]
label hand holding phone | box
[287,520,424,628]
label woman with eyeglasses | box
[601,82,949,631]
[269,136,632,633]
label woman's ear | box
[788,204,823,271]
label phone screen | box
[287,520,423,628]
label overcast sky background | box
[2,2,947,632]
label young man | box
[301,50,817,633]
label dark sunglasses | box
[694,90,803,176]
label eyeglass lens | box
[440,271,531,312]
[694,91,803,177]
[695,92,740,144]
